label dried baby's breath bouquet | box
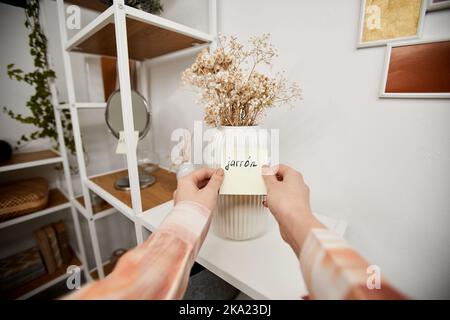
[182,34,302,127]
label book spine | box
[53,221,73,264]
[45,225,63,269]
[34,228,56,274]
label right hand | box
[262,164,324,254]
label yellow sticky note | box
[219,147,268,195]
[115,131,139,154]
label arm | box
[65,168,224,300]
[262,164,406,300]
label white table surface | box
[138,201,347,300]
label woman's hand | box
[262,164,324,254]
[174,167,224,211]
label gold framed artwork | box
[357,0,427,48]
[427,0,450,11]
[380,38,450,98]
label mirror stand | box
[114,174,156,191]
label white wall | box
[149,0,450,299]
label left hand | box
[174,167,224,211]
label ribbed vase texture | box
[211,126,268,240]
[213,195,267,240]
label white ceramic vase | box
[210,126,268,240]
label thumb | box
[262,165,277,189]
[205,168,224,193]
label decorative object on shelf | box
[176,163,196,180]
[109,248,127,270]
[0,140,13,162]
[2,0,75,155]
[380,38,450,98]
[34,227,56,274]
[0,247,46,296]
[89,190,106,212]
[182,34,301,240]
[100,57,137,101]
[427,0,450,11]
[34,221,73,275]
[357,0,426,48]
[101,0,163,14]
[44,225,63,269]
[137,135,160,175]
[105,89,159,190]
[0,178,49,222]
[210,126,269,240]
[53,220,73,264]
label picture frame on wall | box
[427,0,450,11]
[357,0,427,48]
[379,38,450,98]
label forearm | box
[65,201,211,300]
[299,228,406,300]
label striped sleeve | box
[299,228,406,300]
[65,201,211,300]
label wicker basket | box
[0,178,49,222]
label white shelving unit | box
[0,151,88,299]
[0,149,63,173]
[54,0,217,280]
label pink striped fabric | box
[65,203,405,300]
[65,201,211,300]
[300,229,405,299]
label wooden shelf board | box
[66,5,211,61]
[76,195,113,214]
[0,189,70,229]
[48,188,69,207]
[3,254,81,300]
[0,149,62,172]
[89,168,177,213]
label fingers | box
[185,167,216,187]
[274,164,302,183]
[204,168,224,193]
[262,165,277,189]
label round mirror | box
[105,89,156,190]
[105,89,150,140]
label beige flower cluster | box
[182,34,302,127]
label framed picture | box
[427,0,450,11]
[357,0,426,48]
[380,38,450,98]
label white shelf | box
[138,201,347,300]
[0,149,63,173]
[65,4,213,61]
[74,194,117,221]
[57,102,106,110]
[0,189,70,230]
[84,168,177,221]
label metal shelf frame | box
[55,0,217,279]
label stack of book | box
[0,247,46,295]
[34,220,73,274]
